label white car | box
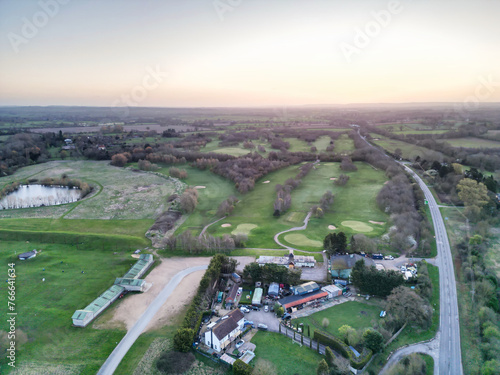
[384,255,394,260]
[235,340,245,349]
[240,306,250,313]
[264,305,269,312]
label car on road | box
[264,305,269,312]
[235,340,245,349]
[384,255,394,260]
[240,306,250,313]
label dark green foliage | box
[362,329,384,353]
[173,328,195,352]
[243,262,301,284]
[324,232,347,254]
[233,359,253,375]
[350,260,404,297]
[317,359,329,375]
[325,346,335,365]
[156,351,195,373]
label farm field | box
[370,135,446,161]
[0,160,178,220]
[439,137,500,149]
[0,241,133,374]
[250,331,323,375]
[294,301,383,338]
[208,162,388,249]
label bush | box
[156,350,195,374]
[173,328,195,352]
[233,359,253,375]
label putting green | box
[341,220,373,233]
[231,223,258,235]
[284,233,323,247]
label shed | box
[231,273,242,283]
[268,282,279,297]
[114,277,146,292]
[291,281,320,296]
[279,289,328,310]
[225,283,239,308]
[252,287,263,306]
[322,284,342,298]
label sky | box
[1,0,500,107]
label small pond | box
[0,185,82,210]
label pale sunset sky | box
[0,0,499,107]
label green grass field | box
[294,301,383,338]
[370,135,446,161]
[334,133,355,154]
[206,162,388,249]
[439,137,500,149]
[250,331,323,375]
[0,241,137,374]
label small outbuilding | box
[268,282,280,297]
[252,287,263,306]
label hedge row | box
[313,330,372,370]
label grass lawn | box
[155,164,239,235]
[439,137,500,149]
[250,331,323,375]
[334,133,355,154]
[208,162,388,249]
[294,301,383,338]
[0,241,137,374]
[367,263,440,374]
[370,135,446,161]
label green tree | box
[242,262,262,283]
[325,346,335,366]
[317,359,329,375]
[457,178,489,219]
[338,324,354,344]
[173,328,195,352]
[233,359,252,375]
[386,286,432,329]
[482,359,500,375]
[363,328,384,353]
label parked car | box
[243,320,254,327]
[250,305,260,311]
[282,313,292,320]
[240,306,250,313]
[235,340,245,349]
[257,324,268,330]
[264,305,269,312]
[380,310,387,318]
[237,287,243,296]
[384,255,394,260]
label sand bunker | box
[329,178,337,181]
[262,180,270,184]
[221,223,232,228]
[341,220,373,233]
[231,223,257,235]
[194,186,206,189]
[328,225,337,230]
[369,221,385,225]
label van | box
[257,324,268,330]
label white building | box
[204,309,245,352]
[256,252,316,268]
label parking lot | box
[242,307,281,332]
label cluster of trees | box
[457,178,490,220]
[216,196,238,217]
[350,234,377,254]
[350,259,404,297]
[137,159,159,171]
[169,167,188,179]
[323,232,347,254]
[334,174,349,186]
[273,163,314,215]
[340,156,357,171]
[313,191,334,218]
[39,175,92,198]
[179,188,198,213]
[164,231,246,253]
[386,354,428,375]
[464,168,498,193]
[242,262,302,285]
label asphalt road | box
[356,128,463,374]
[97,264,208,375]
[403,165,463,375]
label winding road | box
[273,211,312,250]
[356,128,463,374]
[97,265,208,375]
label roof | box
[123,254,153,279]
[252,287,263,304]
[114,278,145,287]
[226,283,239,303]
[330,254,375,270]
[322,284,342,295]
[73,285,125,319]
[268,282,279,295]
[257,255,316,266]
[212,309,244,340]
[293,281,319,295]
[19,250,36,258]
[280,290,328,309]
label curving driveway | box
[273,211,312,250]
[97,265,208,375]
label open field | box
[0,161,178,220]
[0,241,133,374]
[439,137,500,149]
[333,133,355,153]
[370,135,446,161]
[207,162,388,249]
[250,331,323,375]
[294,301,383,338]
[154,164,238,234]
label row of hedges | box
[0,229,148,251]
[314,330,372,370]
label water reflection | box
[0,185,82,209]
